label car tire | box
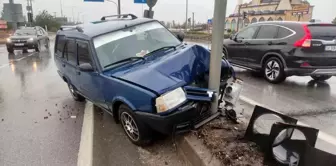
[311,75,332,81]
[263,57,286,84]
[35,42,41,52]
[7,48,14,53]
[119,105,152,146]
[68,83,85,102]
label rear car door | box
[227,25,259,66]
[63,39,79,88]
[76,40,107,109]
[301,24,336,67]
[247,24,280,68]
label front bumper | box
[285,67,336,76]
[6,42,37,49]
[135,101,213,135]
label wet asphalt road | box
[189,41,336,138]
[0,42,85,165]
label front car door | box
[76,40,107,109]
[226,25,259,66]
[63,38,79,89]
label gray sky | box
[1,0,335,23]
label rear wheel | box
[68,83,85,102]
[311,75,332,81]
[119,105,152,146]
[263,57,286,84]
[7,47,14,53]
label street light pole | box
[185,0,188,31]
[118,0,121,15]
[60,0,64,17]
[106,0,119,15]
[209,0,227,114]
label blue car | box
[54,14,234,146]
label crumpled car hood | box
[104,45,211,95]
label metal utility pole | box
[117,0,121,15]
[185,0,188,31]
[192,12,195,30]
[236,4,241,32]
[60,0,64,17]
[209,0,227,114]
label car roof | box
[57,16,155,41]
[251,21,334,27]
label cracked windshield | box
[1,0,336,165]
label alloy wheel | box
[265,60,280,81]
[121,112,140,141]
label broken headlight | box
[155,87,187,113]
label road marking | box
[0,64,9,69]
[0,52,36,70]
[77,102,94,166]
[239,95,336,146]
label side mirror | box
[177,32,185,42]
[79,63,94,72]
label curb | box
[77,102,94,166]
[177,134,221,166]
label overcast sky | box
[1,0,335,23]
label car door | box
[227,25,259,66]
[36,29,44,46]
[76,40,107,109]
[246,24,280,69]
[63,38,79,88]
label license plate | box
[14,43,24,46]
[325,46,336,51]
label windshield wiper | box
[144,46,177,57]
[104,57,145,69]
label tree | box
[333,17,336,24]
[35,10,60,31]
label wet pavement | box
[188,40,336,138]
[92,107,186,166]
[0,42,85,165]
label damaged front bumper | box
[136,87,217,135]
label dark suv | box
[223,22,336,83]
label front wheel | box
[68,83,85,102]
[263,57,286,84]
[119,105,152,146]
[311,75,332,81]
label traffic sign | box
[207,19,212,25]
[134,0,146,3]
[146,0,157,8]
[84,0,104,2]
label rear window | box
[308,25,336,40]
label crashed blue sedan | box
[54,14,234,146]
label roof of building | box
[57,15,155,40]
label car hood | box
[103,45,211,95]
[10,35,36,40]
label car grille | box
[192,103,213,126]
[12,39,27,43]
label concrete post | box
[209,0,227,114]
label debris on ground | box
[44,116,48,120]
[1,118,4,121]
[70,115,76,119]
[194,118,265,166]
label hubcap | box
[121,112,139,141]
[265,60,280,80]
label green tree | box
[35,10,60,32]
[333,17,336,24]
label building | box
[225,0,314,32]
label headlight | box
[155,87,187,113]
[28,38,34,41]
[6,38,11,43]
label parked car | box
[54,14,235,146]
[6,26,49,53]
[223,21,336,83]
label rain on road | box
[0,42,85,165]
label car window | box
[77,42,92,65]
[14,29,36,36]
[256,25,278,39]
[37,30,43,36]
[237,26,259,39]
[64,39,77,65]
[277,27,293,38]
[55,35,66,57]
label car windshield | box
[93,21,181,69]
[14,29,36,36]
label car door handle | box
[76,71,81,75]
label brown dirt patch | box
[194,118,266,166]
